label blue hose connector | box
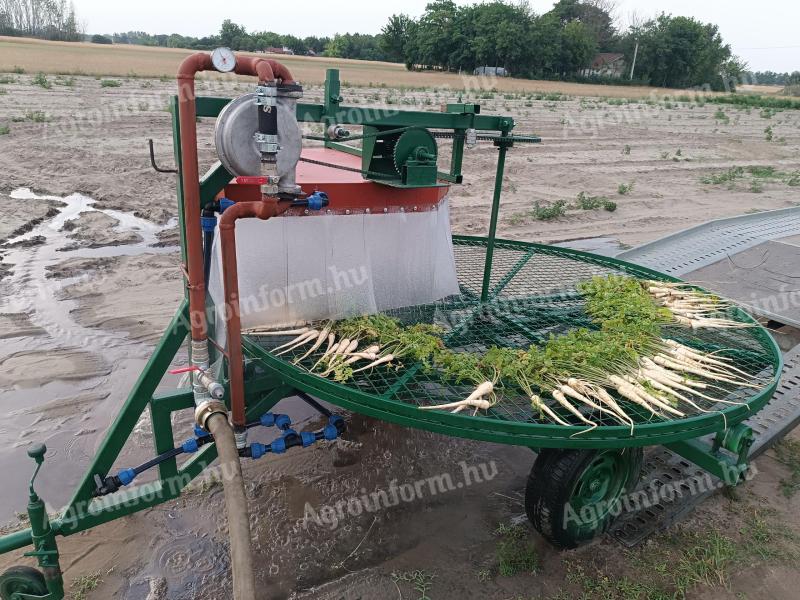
[275,414,291,430]
[270,438,287,454]
[117,468,136,486]
[182,438,199,453]
[300,431,316,447]
[250,442,268,460]
[323,424,339,441]
[306,191,329,211]
[219,197,235,212]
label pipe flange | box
[195,400,229,430]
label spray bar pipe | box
[176,52,294,348]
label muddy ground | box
[1,72,800,600]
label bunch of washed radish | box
[645,281,751,330]
[244,322,394,381]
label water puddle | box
[1,188,177,355]
[0,188,180,521]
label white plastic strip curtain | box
[208,197,460,342]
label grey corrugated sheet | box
[618,206,800,276]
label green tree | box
[557,20,596,74]
[412,0,461,69]
[219,19,247,49]
[623,14,735,90]
[381,14,412,63]
[552,0,616,49]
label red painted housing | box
[222,148,450,214]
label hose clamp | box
[255,84,277,107]
[254,132,279,154]
[194,400,228,430]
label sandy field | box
[1,52,800,600]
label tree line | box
[381,1,745,90]
[0,0,82,41]
[748,71,800,86]
[110,21,331,57]
[1,0,757,92]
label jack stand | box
[0,444,64,600]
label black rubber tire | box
[525,447,643,549]
[0,565,48,599]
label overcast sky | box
[78,0,799,72]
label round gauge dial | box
[211,47,236,73]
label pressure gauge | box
[211,47,236,73]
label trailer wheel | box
[525,447,643,549]
[0,565,47,599]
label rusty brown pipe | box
[177,52,294,343]
[219,199,292,427]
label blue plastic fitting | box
[117,468,136,486]
[200,216,217,232]
[300,431,316,447]
[182,438,199,453]
[329,415,344,429]
[219,198,235,212]
[275,414,291,430]
[194,425,210,438]
[259,413,276,427]
[323,424,339,441]
[283,428,297,439]
[250,442,268,460]
[270,438,287,454]
[306,191,329,211]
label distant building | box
[580,53,626,78]
[266,46,294,55]
[474,66,509,77]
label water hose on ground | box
[205,412,257,600]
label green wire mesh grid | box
[243,236,782,445]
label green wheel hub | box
[525,448,643,548]
[0,566,47,600]
[567,450,633,540]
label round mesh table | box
[243,236,782,450]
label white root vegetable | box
[621,376,685,417]
[640,367,745,406]
[644,377,728,428]
[244,326,310,336]
[466,381,495,403]
[640,358,707,388]
[350,354,395,374]
[591,385,635,435]
[663,344,753,379]
[530,394,571,426]
[272,330,318,355]
[294,327,331,364]
[312,338,341,371]
[663,339,736,363]
[559,383,603,412]
[608,375,659,417]
[653,355,759,387]
[419,397,493,412]
[568,379,634,432]
[551,390,596,429]
[320,345,376,377]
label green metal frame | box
[0,68,779,596]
